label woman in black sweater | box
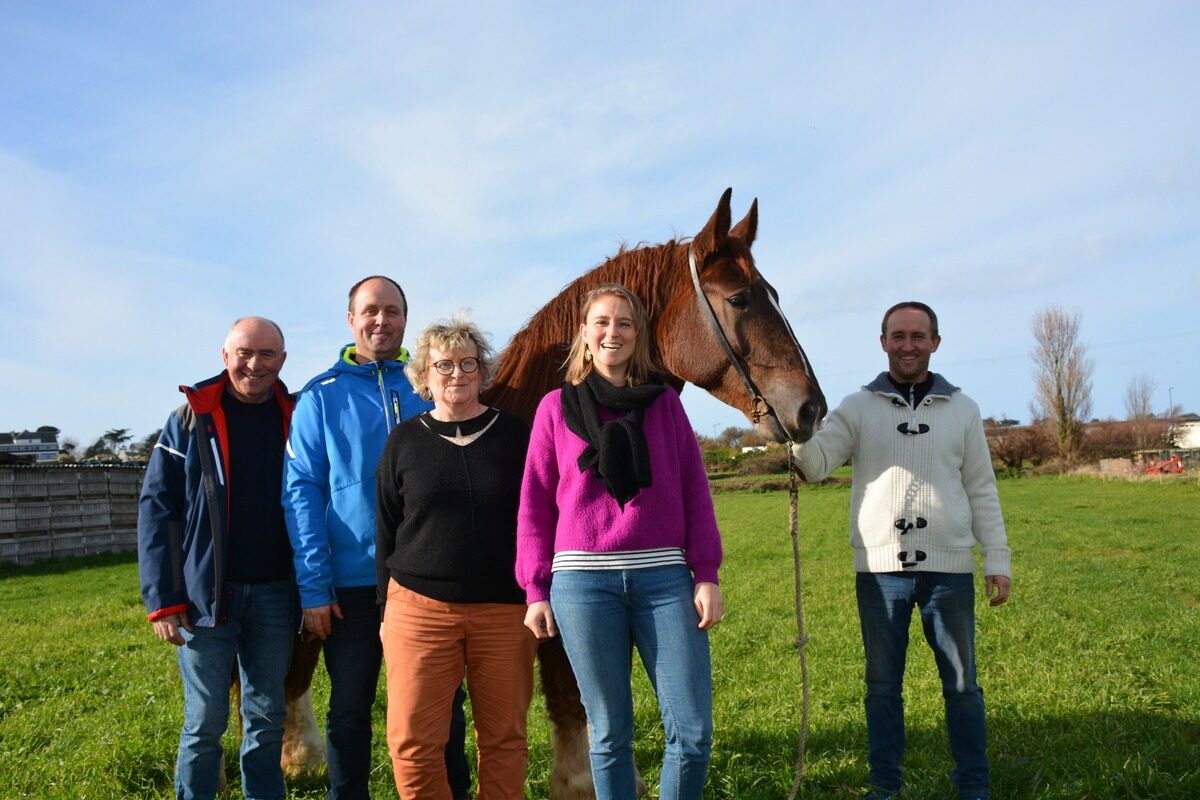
[375,315,535,800]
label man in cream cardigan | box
[791,301,1011,800]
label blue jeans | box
[551,566,713,800]
[321,585,469,800]
[856,571,989,799]
[175,580,297,800]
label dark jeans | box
[856,572,989,799]
[322,585,470,799]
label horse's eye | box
[726,294,749,310]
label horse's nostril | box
[799,400,821,426]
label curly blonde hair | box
[404,314,498,401]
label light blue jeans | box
[175,581,296,800]
[856,571,989,799]
[551,565,713,800]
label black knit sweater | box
[375,407,529,606]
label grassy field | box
[1,475,1197,799]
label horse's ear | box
[730,198,758,248]
[693,187,734,257]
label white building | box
[1170,417,1200,449]
[0,429,60,464]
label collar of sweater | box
[864,371,959,402]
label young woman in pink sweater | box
[516,283,724,800]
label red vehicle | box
[1143,454,1185,474]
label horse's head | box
[658,189,826,443]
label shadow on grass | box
[626,708,1198,799]
[80,707,1199,799]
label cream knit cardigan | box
[792,373,1011,579]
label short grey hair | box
[404,314,497,401]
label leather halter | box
[687,244,773,424]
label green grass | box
[1,475,1197,798]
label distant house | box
[0,429,61,464]
[1170,416,1200,449]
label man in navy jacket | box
[138,317,296,800]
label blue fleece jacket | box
[283,345,433,608]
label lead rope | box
[786,444,810,800]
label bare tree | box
[1031,305,1093,462]
[716,426,746,449]
[1124,373,1160,450]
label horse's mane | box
[482,234,756,422]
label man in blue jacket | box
[138,316,296,800]
[283,276,468,799]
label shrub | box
[735,448,790,476]
[703,447,739,474]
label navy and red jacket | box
[137,372,295,627]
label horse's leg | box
[539,637,594,800]
[538,638,646,799]
[223,664,238,795]
[281,634,326,775]
[216,745,228,796]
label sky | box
[2,2,1197,450]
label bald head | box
[222,317,287,403]
[226,316,285,351]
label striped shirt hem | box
[552,547,687,572]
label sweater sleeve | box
[375,425,406,607]
[515,392,562,604]
[792,393,859,482]
[959,398,1011,579]
[666,390,723,585]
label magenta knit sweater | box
[515,385,723,604]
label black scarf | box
[561,372,667,508]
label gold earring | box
[584,350,592,362]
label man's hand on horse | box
[302,603,343,640]
[694,582,724,630]
[152,613,191,646]
[524,601,558,640]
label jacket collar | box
[180,372,292,415]
[336,343,411,372]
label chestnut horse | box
[277,188,825,797]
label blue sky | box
[2,2,1197,449]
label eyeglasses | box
[431,357,480,375]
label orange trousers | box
[383,580,537,800]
